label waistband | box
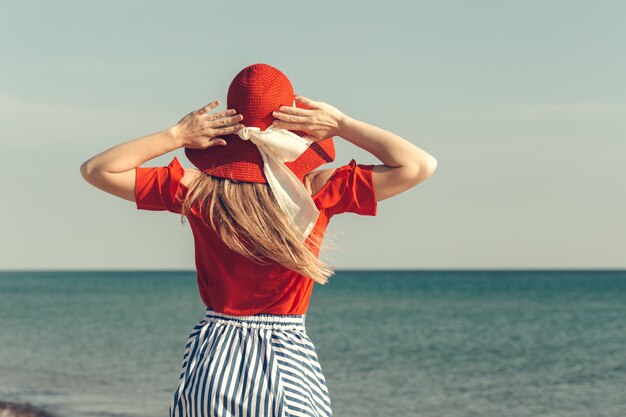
[204,306,306,331]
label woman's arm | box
[80,101,244,202]
[79,128,182,202]
[341,117,438,172]
[272,95,437,201]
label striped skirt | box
[168,307,333,417]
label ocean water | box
[0,270,625,417]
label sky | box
[1,0,625,270]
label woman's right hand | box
[271,95,346,141]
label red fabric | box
[135,156,377,316]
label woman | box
[80,63,437,417]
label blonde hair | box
[178,172,338,285]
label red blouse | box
[135,156,377,316]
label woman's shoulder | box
[180,167,203,189]
[305,166,341,198]
[306,159,378,216]
[306,159,368,198]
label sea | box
[0,270,625,417]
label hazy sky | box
[1,1,625,270]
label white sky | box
[1,0,625,270]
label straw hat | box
[184,63,336,183]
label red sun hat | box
[184,63,336,183]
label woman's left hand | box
[172,100,244,149]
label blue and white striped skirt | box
[168,307,333,417]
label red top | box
[135,156,377,316]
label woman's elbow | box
[412,156,438,184]
[79,160,101,185]
[80,161,92,181]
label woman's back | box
[135,156,378,316]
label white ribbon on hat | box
[237,125,320,240]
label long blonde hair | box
[178,172,338,285]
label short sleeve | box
[316,159,378,217]
[134,156,187,213]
